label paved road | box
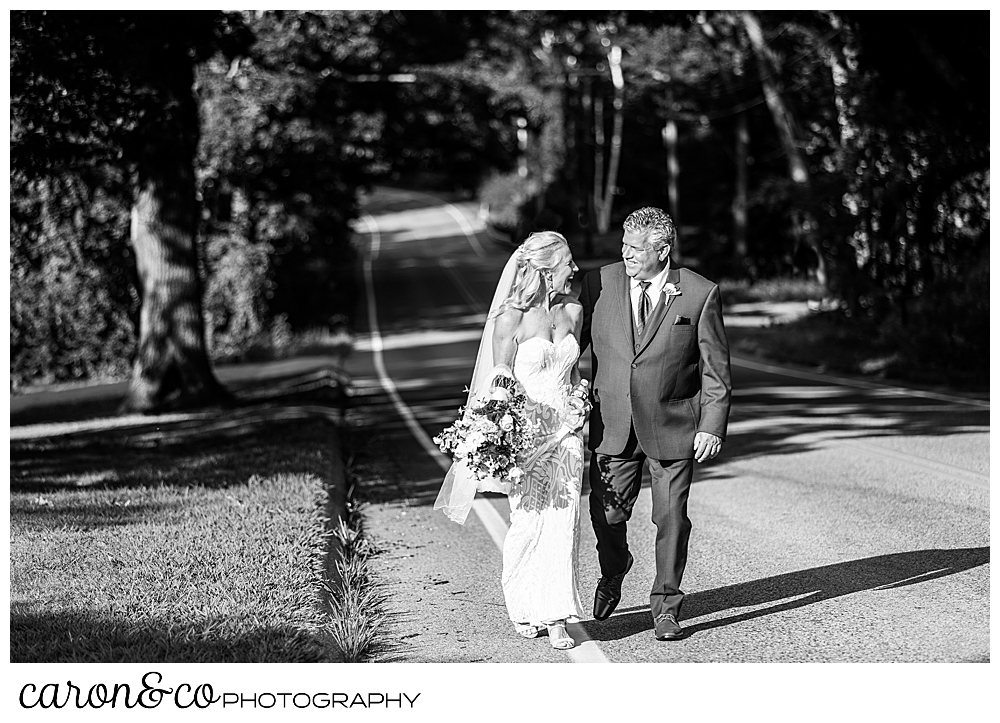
[344,187,990,664]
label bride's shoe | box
[546,622,575,650]
[514,622,544,639]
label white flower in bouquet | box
[434,378,535,486]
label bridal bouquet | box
[433,376,535,486]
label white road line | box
[437,201,488,259]
[359,208,610,664]
[359,214,446,463]
[732,356,989,409]
[467,497,510,551]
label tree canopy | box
[11,10,989,394]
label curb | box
[321,421,351,582]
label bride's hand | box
[490,370,516,392]
[563,395,588,431]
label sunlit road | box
[344,187,990,663]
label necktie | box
[637,281,651,336]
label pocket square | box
[673,315,691,325]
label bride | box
[435,231,587,651]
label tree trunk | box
[732,111,749,267]
[698,16,751,275]
[536,38,567,193]
[121,58,226,414]
[662,106,681,258]
[592,91,605,227]
[596,45,625,235]
[597,92,624,234]
[566,74,593,256]
[742,10,828,288]
[581,77,596,253]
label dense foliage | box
[434,10,991,380]
[10,10,989,389]
[11,11,239,396]
[10,172,136,387]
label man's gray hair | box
[623,207,676,250]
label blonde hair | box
[491,231,570,318]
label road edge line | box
[844,439,990,488]
[360,209,610,664]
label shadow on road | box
[702,377,989,474]
[580,546,989,642]
[346,357,989,507]
[340,244,988,507]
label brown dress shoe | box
[654,613,683,640]
[593,553,634,621]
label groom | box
[579,207,731,641]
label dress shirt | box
[629,264,671,328]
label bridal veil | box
[433,250,521,524]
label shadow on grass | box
[580,546,989,642]
[10,415,340,496]
[10,354,349,428]
[9,355,356,493]
[361,608,412,664]
[10,377,352,664]
[10,608,341,663]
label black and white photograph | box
[8,6,991,720]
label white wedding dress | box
[502,334,585,626]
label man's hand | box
[694,432,723,463]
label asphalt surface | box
[344,188,990,665]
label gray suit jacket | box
[579,262,732,459]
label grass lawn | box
[10,417,349,663]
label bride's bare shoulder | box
[493,307,524,335]
[496,307,524,321]
[558,295,583,313]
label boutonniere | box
[664,282,682,298]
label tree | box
[13,10,987,389]
[196,11,381,332]
[195,11,500,330]
[11,11,243,412]
[594,43,625,234]
[125,15,233,412]
[740,11,829,288]
[830,11,989,370]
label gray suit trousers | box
[589,425,693,620]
